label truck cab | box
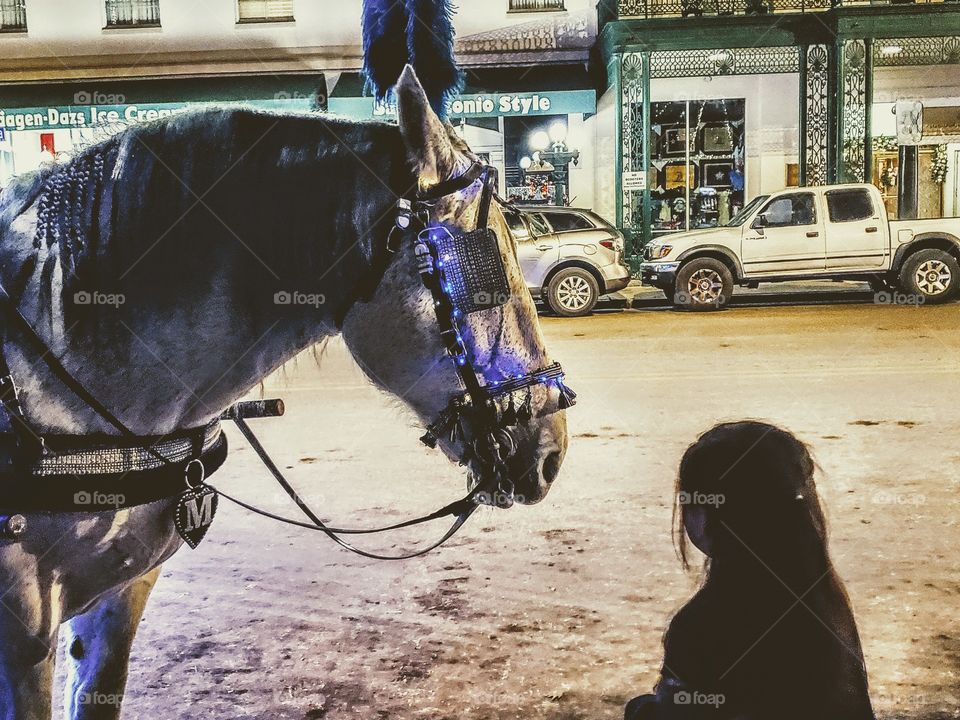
[639,183,960,310]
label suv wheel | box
[673,258,733,311]
[545,268,600,317]
[898,249,960,304]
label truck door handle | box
[865,226,878,233]
[806,231,819,238]
[536,244,553,251]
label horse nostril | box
[542,450,563,484]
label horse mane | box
[1,108,414,321]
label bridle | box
[0,158,575,561]
[405,161,577,507]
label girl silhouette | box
[626,421,876,719]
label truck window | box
[826,189,875,222]
[543,212,594,232]
[758,192,817,228]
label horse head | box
[341,66,568,505]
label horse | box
[0,66,568,720]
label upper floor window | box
[238,0,294,23]
[105,0,161,28]
[508,0,565,11]
[0,0,27,32]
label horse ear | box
[395,64,457,187]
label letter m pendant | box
[174,485,219,549]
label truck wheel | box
[545,267,600,317]
[673,258,733,311]
[898,249,960,305]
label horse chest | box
[5,501,183,620]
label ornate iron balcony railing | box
[104,0,161,27]
[0,0,27,32]
[509,0,567,11]
[617,0,952,19]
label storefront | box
[0,71,598,215]
[0,74,325,186]
[599,3,960,267]
[862,38,960,219]
[325,77,597,208]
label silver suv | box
[506,206,631,317]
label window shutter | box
[238,0,294,21]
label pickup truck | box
[639,183,960,310]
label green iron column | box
[836,38,872,183]
[616,50,651,269]
[800,44,831,186]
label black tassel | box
[557,382,577,410]
[517,392,533,423]
[421,406,456,448]
[500,395,517,426]
[449,416,464,444]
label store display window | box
[647,99,746,237]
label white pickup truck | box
[639,183,960,310]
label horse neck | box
[9,114,411,435]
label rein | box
[0,159,575,560]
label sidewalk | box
[603,279,875,307]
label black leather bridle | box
[0,159,575,560]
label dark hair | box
[663,421,875,719]
[673,420,827,579]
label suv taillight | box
[599,240,615,250]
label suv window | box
[542,212,594,232]
[505,211,531,241]
[758,192,817,227]
[526,212,551,236]
[826,189,875,222]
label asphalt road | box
[83,295,960,720]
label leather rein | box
[0,160,575,560]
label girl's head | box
[674,421,828,576]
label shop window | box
[104,0,161,27]
[238,0,294,22]
[757,193,816,228]
[826,189,875,223]
[508,0,565,11]
[649,99,746,238]
[543,212,593,232]
[0,0,27,32]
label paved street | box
[82,299,960,720]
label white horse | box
[0,67,567,719]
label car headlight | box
[648,244,673,260]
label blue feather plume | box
[405,0,464,119]
[361,0,463,120]
[361,0,408,104]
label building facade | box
[0,0,600,202]
[598,0,960,264]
